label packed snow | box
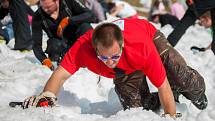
[1,22,215,121]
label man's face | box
[199,17,212,28]
[96,40,122,68]
[1,0,9,8]
[40,0,58,15]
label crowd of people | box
[0,0,213,119]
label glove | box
[57,17,70,38]
[186,0,199,17]
[161,113,182,119]
[186,0,194,5]
[42,58,54,70]
[22,91,57,109]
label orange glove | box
[186,0,194,5]
[42,58,54,70]
[186,0,198,17]
[57,17,70,38]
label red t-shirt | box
[61,18,166,88]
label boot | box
[192,94,208,110]
[142,92,161,111]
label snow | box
[1,23,215,121]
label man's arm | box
[43,66,71,95]
[158,77,176,116]
[32,11,48,63]
[22,66,71,108]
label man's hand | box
[22,91,57,109]
[57,17,70,38]
[42,58,54,70]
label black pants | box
[9,0,33,50]
[114,31,206,110]
[167,4,215,55]
[0,22,9,43]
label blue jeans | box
[6,23,14,41]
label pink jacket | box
[171,2,185,20]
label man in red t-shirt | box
[22,18,207,117]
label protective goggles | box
[97,46,123,62]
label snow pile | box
[0,23,215,121]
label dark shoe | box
[192,94,208,110]
[142,92,161,111]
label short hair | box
[92,23,123,49]
[201,11,211,19]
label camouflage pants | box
[113,31,206,110]
[153,31,205,101]
[113,69,160,110]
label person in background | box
[151,11,180,28]
[97,0,109,19]
[0,21,9,43]
[107,1,138,18]
[26,0,39,6]
[167,0,215,56]
[32,0,96,70]
[0,0,34,51]
[148,0,168,21]
[140,0,152,10]
[83,0,106,22]
[171,0,185,20]
[0,14,13,44]
[22,19,207,119]
[162,0,172,12]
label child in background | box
[171,0,185,20]
[107,1,138,18]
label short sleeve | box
[143,46,166,88]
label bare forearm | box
[43,66,71,95]
[158,78,176,115]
